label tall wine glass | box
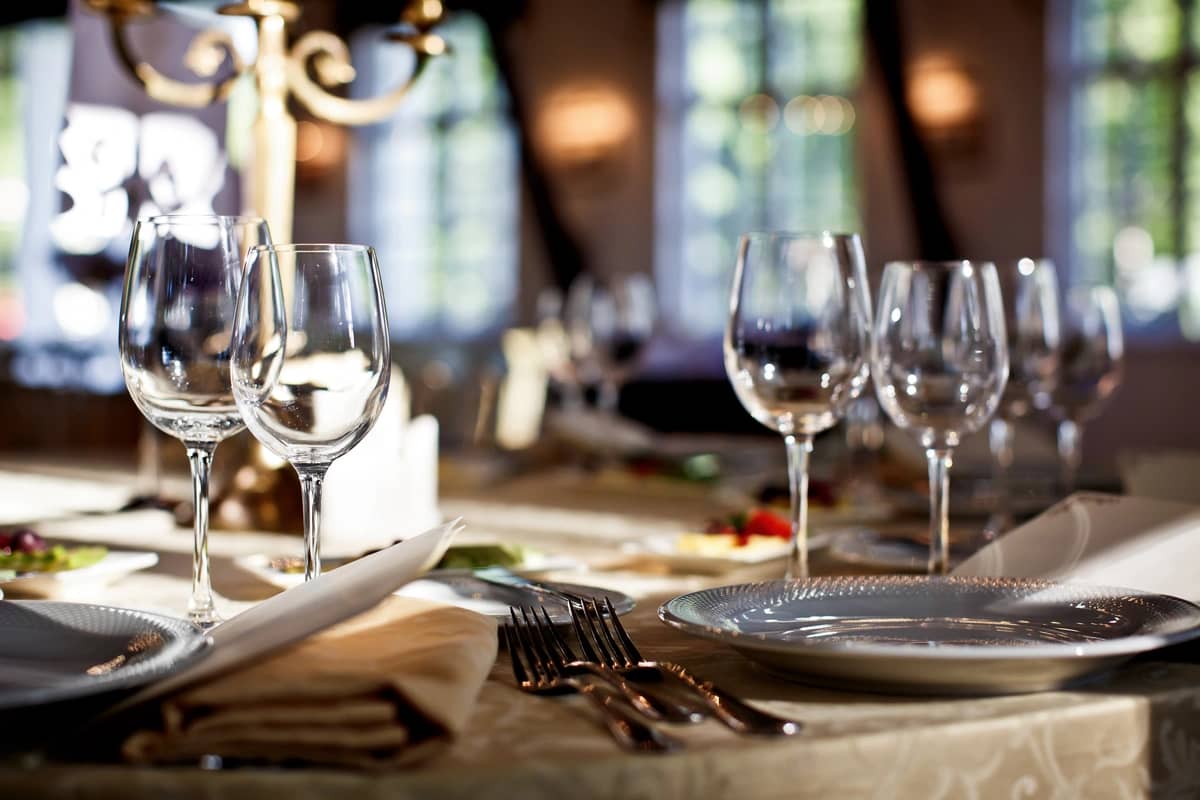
[871,260,1009,574]
[987,258,1060,533]
[1049,284,1124,494]
[725,232,872,580]
[119,214,271,626]
[231,244,391,581]
[566,273,657,413]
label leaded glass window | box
[349,13,518,340]
[656,0,863,339]
[1062,0,1200,337]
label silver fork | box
[573,598,802,736]
[523,606,702,724]
[503,608,683,753]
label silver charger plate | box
[659,576,1200,695]
[0,600,210,710]
[397,573,635,624]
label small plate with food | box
[235,542,581,591]
[0,527,158,597]
[619,508,834,574]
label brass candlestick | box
[86,0,446,530]
[85,0,447,241]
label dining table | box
[1,453,1199,799]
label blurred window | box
[349,13,519,341]
[1060,0,1200,338]
[655,0,863,339]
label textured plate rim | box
[0,600,211,710]
[658,576,1200,662]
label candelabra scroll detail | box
[87,0,246,108]
[287,32,435,127]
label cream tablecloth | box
[2,463,1200,798]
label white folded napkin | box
[954,493,1200,603]
[112,520,460,714]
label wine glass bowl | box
[232,244,391,580]
[119,214,272,626]
[996,258,1061,419]
[725,231,872,579]
[566,272,657,412]
[871,260,1009,573]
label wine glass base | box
[187,607,223,629]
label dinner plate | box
[620,530,833,574]
[0,551,159,597]
[826,529,973,572]
[398,573,635,625]
[659,576,1200,695]
[0,600,209,710]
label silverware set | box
[503,598,800,752]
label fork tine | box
[509,607,547,684]
[521,606,561,679]
[569,602,603,663]
[578,599,619,667]
[586,598,630,667]
[604,596,645,663]
[540,606,580,663]
[502,616,531,686]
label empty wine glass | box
[987,258,1060,533]
[871,260,1009,574]
[534,286,585,411]
[725,232,872,580]
[231,244,391,581]
[1049,284,1124,495]
[119,214,271,626]
[566,273,657,413]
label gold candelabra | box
[85,0,448,241]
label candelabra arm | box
[287,31,432,127]
[105,15,246,108]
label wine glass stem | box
[1058,419,1082,495]
[989,417,1015,516]
[597,379,620,414]
[784,433,814,581]
[926,448,953,575]
[185,443,219,627]
[297,466,329,581]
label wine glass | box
[871,260,1009,574]
[119,214,272,626]
[231,244,391,581]
[566,273,657,413]
[725,232,872,580]
[534,286,585,411]
[1049,284,1124,494]
[986,258,1060,534]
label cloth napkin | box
[121,596,497,770]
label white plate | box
[234,549,579,591]
[397,573,635,624]
[0,600,208,710]
[0,551,159,597]
[619,530,833,574]
[659,576,1200,695]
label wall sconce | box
[535,83,635,170]
[906,54,981,151]
[295,119,346,181]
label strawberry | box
[742,509,792,540]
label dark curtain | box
[864,1,961,259]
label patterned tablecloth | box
[3,466,1200,799]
